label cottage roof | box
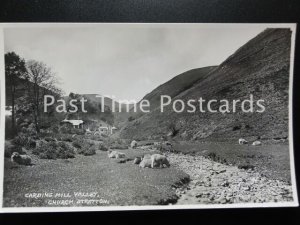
[62,119,84,126]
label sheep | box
[238,138,248,145]
[107,150,126,159]
[139,154,152,168]
[252,140,262,146]
[130,140,138,149]
[133,157,142,164]
[139,154,170,169]
[11,152,32,166]
[151,154,170,168]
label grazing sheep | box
[139,154,152,168]
[238,138,248,145]
[11,152,32,165]
[151,154,170,168]
[252,140,262,146]
[108,150,126,159]
[130,140,138,149]
[133,157,142,164]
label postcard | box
[0,23,298,212]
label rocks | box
[168,153,293,204]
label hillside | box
[140,66,217,111]
[119,28,292,142]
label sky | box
[4,24,266,101]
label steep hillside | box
[129,66,217,120]
[119,28,292,142]
[140,66,217,110]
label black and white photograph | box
[0,23,298,212]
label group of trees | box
[5,52,62,137]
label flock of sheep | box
[107,140,171,169]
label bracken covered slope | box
[119,28,292,142]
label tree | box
[5,52,27,136]
[25,60,61,133]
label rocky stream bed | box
[168,153,293,205]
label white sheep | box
[11,152,32,165]
[130,140,138,149]
[238,138,248,145]
[252,140,262,146]
[151,154,170,168]
[108,150,126,159]
[139,154,152,168]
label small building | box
[61,119,84,129]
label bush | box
[72,140,83,149]
[77,145,96,156]
[12,133,38,149]
[33,141,75,159]
[59,124,85,135]
[107,138,129,150]
[56,142,76,159]
[72,139,96,156]
[87,135,104,142]
[98,142,108,151]
[12,134,28,146]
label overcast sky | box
[4,24,266,101]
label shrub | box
[12,133,38,149]
[33,141,75,159]
[12,134,28,146]
[72,139,96,156]
[45,137,56,142]
[107,138,129,150]
[59,124,85,135]
[77,145,96,156]
[87,135,104,142]
[98,142,108,151]
[72,140,83,149]
[56,142,76,159]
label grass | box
[172,141,291,183]
[3,148,189,207]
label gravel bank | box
[168,153,293,205]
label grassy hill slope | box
[119,28,292,142]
